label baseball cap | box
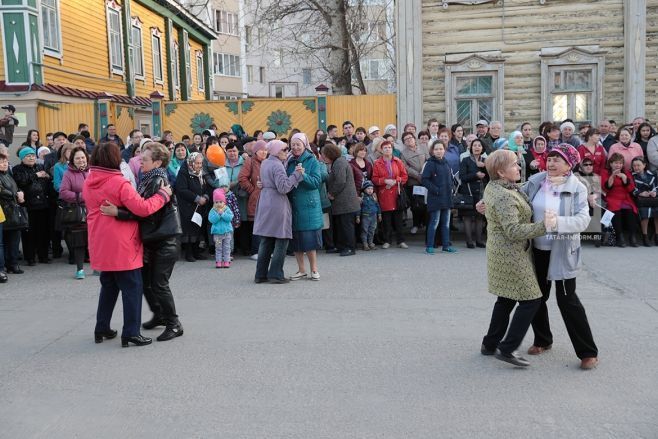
[1,105,16,112]
[476,119,489,127]
[263,131,276,141]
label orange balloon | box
[206,145,226,167]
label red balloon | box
[206,145,226,167]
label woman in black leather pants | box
[101,142,183,342]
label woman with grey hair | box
[175,151,209,262]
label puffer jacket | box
[12,163,50,211]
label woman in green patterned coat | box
[286,133,323,281]
[480,150,557,367]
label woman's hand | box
[198,197,207,206]
[476,160,486,168]
[160,184,173,197]
[530,160,538,169]
[256,180,263,189]
[16,190,24,204]
[587,193,598,207]
[100,200,119,217]
[476,172,486,179]
[618,172,627,184]
[544,209,557,231]
[36,170,49,178]
[475,200,486,214]
[639,191,650,197]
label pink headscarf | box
[267,140,286,156]
[290,132,311,150]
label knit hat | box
[548,143,581,169]
[267,140,286,156]
[18,147,36,161]
[361,180,374,191]
[291,132,310,150]
[560,121,576,133]
[213,188,226,202]
[252,140,267,154]
[263,131,276,141]
[37,146,50,157]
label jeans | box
[482,296,542,355]
[426,209,451,248]
[2,229,20,269]
[255,237,289,280]
[360,214,377,245]
[95,269,143,338]
[214,232,233,263]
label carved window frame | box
[151,27,164,85]
[444,52,505,132]
[540,46,605,124]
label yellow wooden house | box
[0,0,216,144]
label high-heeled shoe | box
[121,335,152,347]
[94,329,118,343]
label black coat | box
[458,155,487,201]
[12,163,50,210]
[421,156,453,211]
[174,165,209,236]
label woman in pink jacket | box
[83,142,172,348]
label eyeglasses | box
[281,148,289,152]
[582,163,593,166]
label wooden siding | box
[37,102,96,136]
[113,103,138,140]
[42,0,126,95]
[421,0,625,130]
[646,1,658,120]
[132,2,168,99]
[326,95,397,131]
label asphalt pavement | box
[1,239,657,438]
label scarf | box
[137,167,168,196]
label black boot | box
[184,243,196,262]
[616,233,626,248]
[629,234,639,248]
[643,234,651,247]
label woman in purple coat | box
[59,146,89,279]
[253,140,305,284]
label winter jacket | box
[286,149,323,231]
[318,161,331,210]
[0,170,19,212]
[349,158,373,193]
[225,190,241,228]
[0,115,18,145]
[632,171,657,203]
[175,165,209,236]
[253,156,302,239]
[372,156,408,212]
[83,166,170,271]
[444,142,464,176]
[401,147,427,186]
[483,179,546,301]
[208,206,234,235]
[600,168,637,214]
[360,194,381,217]
[421,156,453,211]
[12,163,50,211]
[59,165,88,204]
[327,156,360,215]
[238,155,263,220]
[608,142,644,172]
[646,134,658,172]
[458,155,487,202]
[99,134,125,149]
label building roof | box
[0,81,152,106]
[153,0,218,40]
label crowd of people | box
[0,102,655,360]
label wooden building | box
[397,0,653,134]
[0,0,216,141]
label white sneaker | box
[310,271,320,281]
[289,271,308,281]
[382,242,390,249]
[410,226,418,235]
[398,242,409,249]
[249,254,258,261]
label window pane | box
[477,76,492,94]
[478,98,493,122]
[456,76,492,96]
[553,71,561,89]
[42,11,51,48]
[575,93,591,121]
[456,100,472,128]
[564,70,592,90]
[552,94,568,121]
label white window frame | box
[540,46,605,124]
[185,38,192,96]
[41,0,62,57]
[444,52,505,132]
[244,25,252,52]
[196,51,204,92]
[246,65,253,84]
[360,59,390,81]
[172,40,180,90]
[213,53,240,77]
[106,0,124,75]
[215,10,238,36]
[151,27,163,85]
[130,17,145,80]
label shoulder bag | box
[140,200,183,243]
[2,202,29,230]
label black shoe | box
[476,242,486,248]
[27,260,36,266]
[185,254,196,262]
[467,242,475,249]
[52,251,63,259]
[193,253,207,260]
[6,266,24,274]
[39,258,52,264]
[325,247,338,254]
[142,315,166,330]
[157,325,184,342]
[0,272,7,283]
[494,349,530,367]
[480,344,495,356]
[643,235,651,247]
[629,236,639,247]
[94,329,118,343]
[339,249,355,256]
[254,277,268,284]
[121,335,152,347]
[268,278,290,284]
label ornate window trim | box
[130,17,145,81]
[150,27,164,85]
[106,0,124,76]
[439,0,498,9]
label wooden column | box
[395,0,423,128]
[624,0,646,121]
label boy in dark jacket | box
[356,180,381,250]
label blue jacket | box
[286,149,323,231]
[360,194,381,216]
[444,142,463,176]
[421,156,453,211]
[208,206,234,235]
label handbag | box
[140,201,183,243]
[55,201,87,231]
[2,202,29,230]
[636,196,658,208]
[396,182,409,211]
[452,179,474,210]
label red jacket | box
[600,168,637,214]
[577,144,607,176]
[372,157,408,212]
[83,166,170,271]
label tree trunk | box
[326,0,352,95]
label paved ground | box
[1,239,657,438]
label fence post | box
[150,91,165,139]
[96,93,113,141]
[315,84,329,131]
